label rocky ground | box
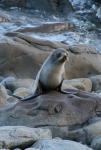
[0,0,101,150]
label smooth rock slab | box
[62,78,92,92]
[33,139,93,150]
[0,126,52,149]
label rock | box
[0,85,19,112]
[91,136,101,150]
[89,75,101,91]
[2,32,101,79]
[13,87,32,98]
[66,45,101,79]
[33,139,93,150]
[25,148,39,150]
[15,22,74,33]
[0,76,4,82]
[85,121,101,141]
[62,78,92,92]
[0,149,10,150]
[0,90,100,137]
[96,7,101,19]
[1,77,16,89]
[0,85,9,107]
[68,121,101,144]
[69,44,97,54]
[3,78,33,92]
[88,117,101,124]
[14,149,22,150]
[1,0,73,15]
[0,126,52,149]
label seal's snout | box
[62,54,67,61]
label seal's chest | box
[40,64,64,89]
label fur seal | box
[13,48,69,101]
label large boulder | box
[33,139,93,150]
[62,78,92,92]
[0,32,101,80]
[68,121,101,144]
[0,90,100,138]
[0,126,51,149]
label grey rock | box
[0,126,52,149]
[33,139,93,150]
[62,78,92,92]
[91,136,101,150]
[89,75,101,91]
[68,121,101,144]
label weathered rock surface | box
[68,121,101,144]
[0,90,100,138]
[0,32,101,79]
[33,139,93,150]
[0,126,52,149]
[62,78,92,92]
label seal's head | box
[50,48,69,64]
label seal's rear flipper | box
[12,94,22,99]
[61,88,79,94]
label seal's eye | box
[57,52,62,58]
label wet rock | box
[91,136,101,150]
[89,75,101,91]
[0,10,11,23]
[62,78,92,92]
[33,139,93,150]
[0,126,52,149]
